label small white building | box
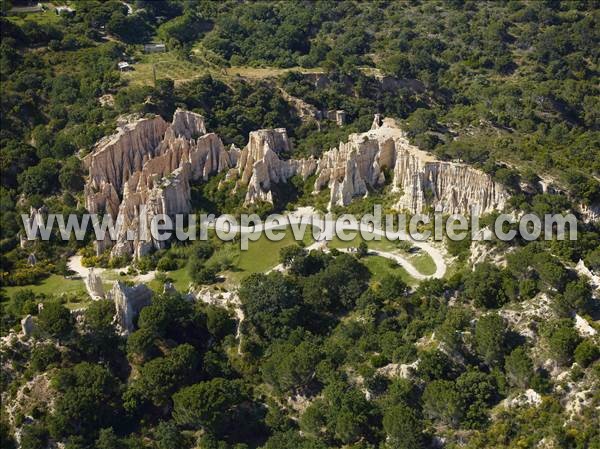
[143,43,166,53]
[55,6,75,15]
[118,61,132,71]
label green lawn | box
[7,10,63,28]
[2,275,87,298]
[123,46,327,87]
[160,227,435,289]
[150,265,192,293]
[328,232,436,276]
[153,227,316,289]
[361,255,415,286]
[122,51,214,86]
[224,228,316,284]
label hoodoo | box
[83,112,508,258]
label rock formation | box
[108,281,153,335]
[235,128,317,205]
[312,118,508,213]
[84,110,238,257]
[84,111,508,258]
[21,315,34,337]
[85,268,105,300]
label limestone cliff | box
[311,118,509,213]
[84,109,238,257]
[83,115,169,218]
[84,111,508,259]
[235,128,316,205]
[109,281,153,335]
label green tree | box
[239,272,302,340]
[153,421,190,449]
[544,320,581,366]
[261,431,327,449]
[205,305,235,340]
[464,263,507,309]
[82,300,121,359]
[377,274,409,300]
[20,424,48,449]
[382,403,424,449]
[30,344,61,372]
[279,244,306,268]
[417,350,456,381]
[407,108,437,135]
[504,346,534,388]
[563,279,592,313]
[59,157,84,192]
[18,158,60,195]
[37,301,74,341]
[383,53,414,79]
[357,241,368,258]
[574,339,599,368]
[50,363,121,439]
[532,253,568,292]
[303,254,370,311]
[437,307,470,353]
[422,380,463,427]
[475,313,507,366]
[261,339,322,393]
[456,370,498,429]
[124,344,199,410]
[95,428,125,449]
[172,378,250,437]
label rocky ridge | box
[83,110,509,258]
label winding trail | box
[211,209,447,280]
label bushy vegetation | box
[1,1,599,448]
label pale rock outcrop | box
[21,315,34,337]
[163,282,176,294]
[109,281,153,335]
[579,203,600,223]
[84,112,508,258]
[279,88,319,122]
[236,128,317,205]
[84,110,238,257]
[574,314,597,337]
[503,389,542,408]
[371,113,383,129]
[376,359,420,379]
[312,119,508,213]
[393,151,508,214]
[83,114,169,217]
[575,259,600,293]
[85,268,105,300]
[20,206,47,245]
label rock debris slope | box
[83,111,508,258]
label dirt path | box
[213,209,448,280]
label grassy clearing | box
[223,228,316,284]
[7,10,63,27]
[151,265,192,293]
[224,66,324,80]
[360,255,414,286]
[328,232,436,276]
[122,46,326,87]
[2,275,87,299]
[121,51,221,86]
[156,227,434,290]
[153,227,316,290]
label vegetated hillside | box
[1,1,599,449]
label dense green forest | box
[1,1,599,449]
